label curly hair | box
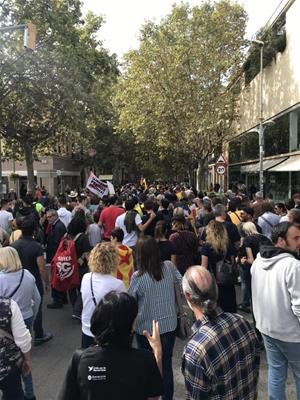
[89,242,119,274]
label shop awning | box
[269,155,300,172]
[240,157,287,174]
[240,163,259,173]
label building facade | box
[227,0,300,200]
[2,154,83,196]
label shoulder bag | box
[9,269,24,298]
[260,215,275,228]
[90,273,97,306]
[166,261,191,340]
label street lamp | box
[251,39,264,194]
[248,119,275,192]
[251,39,264,193]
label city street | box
[31,291,296,400]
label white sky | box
[82,0,285,61]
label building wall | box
[237,0,300,134]
[1,155,82,195]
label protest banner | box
[86,172,109,198]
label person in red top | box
[98,195,124,241]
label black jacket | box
[46,218,66,263]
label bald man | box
[181,266,260,400]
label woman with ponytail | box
[115,199,156,260]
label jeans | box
[263,334,300,399]
[136,329,176,400]
[69,289,83,316]
[81,332,95,349]
[23,317,35,399]
[0,368,24,400]
[239,263,251,306]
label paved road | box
[29,291,296,400]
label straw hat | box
[69,191,78,199]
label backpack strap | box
[74,233,83,242]
[90,273,97,306]
[0,327,14,341]
[233,211,241,221]
[9,269,24,298]
[260,215,275,228]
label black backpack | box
[0,298,23,381]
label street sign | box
[216,165,226,176]
[216,154,226,164]
[56,170,62,176]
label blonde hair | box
[0,247,22,272]
[206,220,228,254]
[89,242,119,274]
[242,222,258,236]
[173,207,184,217]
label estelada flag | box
[112,245,134,289]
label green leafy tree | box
[0,0,118,193]
[114,1,247,187]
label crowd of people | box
[1,181,300,399]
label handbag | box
[167,261,191,340]
[215,256,239,286]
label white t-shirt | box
[88,223,102,247]
[0,210,13,234]
[81,272,126,337]
[115,212,142,247]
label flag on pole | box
[86,172,109,198]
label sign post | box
[215,155,227,174]
[215,154,227,190]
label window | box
[229,137,242,164]
[264,113,289,157]
[297,108,300,149]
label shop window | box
[264,113,289,157]
[266,171,289,201]
[291,171,300,194]
[229,137,242,164]
[297,108,300,149]
[241,131,259,160]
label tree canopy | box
[0,0,118,193]
[114,0,247,185]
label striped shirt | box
[128,261,181,335]
[182,310,260,400]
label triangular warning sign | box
[216,154,226,164]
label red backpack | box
[51,233,81,292]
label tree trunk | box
[196,159,207,192]
[24,143,35,195]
